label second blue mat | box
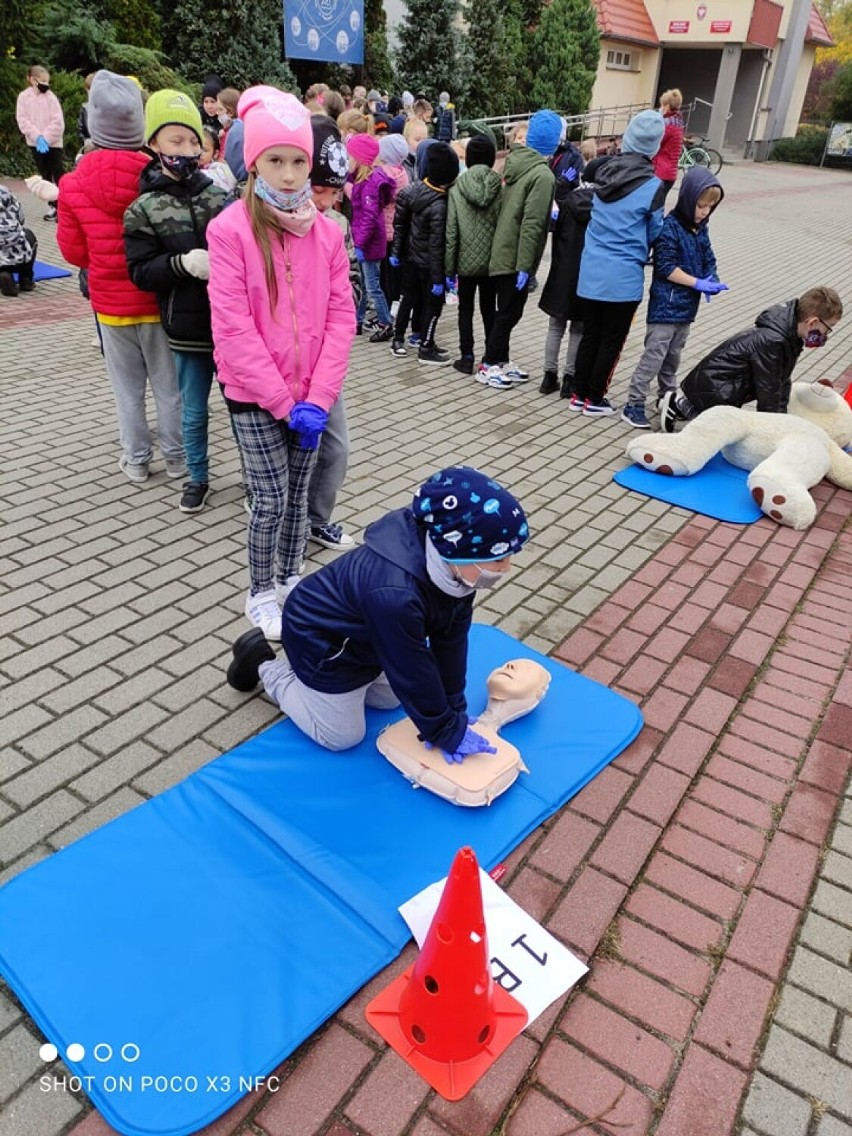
[0,624,642,1136]
[614,452,763,523]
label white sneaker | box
[165,460,188,479]
[475,364,513,390]
[501,360,530,383]
[245,589,282,641]
[274,575,302,607]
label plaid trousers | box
[231,409,317,593]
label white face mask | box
[466,565,508,589]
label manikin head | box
[487,659,551,702]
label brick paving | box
[0,160,851,1135]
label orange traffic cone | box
[365,846,528,1100]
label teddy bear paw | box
[625,442,690,477]
[748,477,816,530]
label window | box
[606,49,639,71]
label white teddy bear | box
[624,382,852,530]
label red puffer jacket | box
[57,149,159,318]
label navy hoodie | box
[648,167,723,324]
[280,509,472,753]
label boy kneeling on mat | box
[226,467,529,761]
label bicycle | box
[679,136,723,175]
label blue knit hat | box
[412,467,529,562]
[622,110,665,158]
[526,110,562,157]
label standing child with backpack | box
[346,132,397,341]
[207,87,356,638]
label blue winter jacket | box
[648,167,723,324]
[577,153,665,303]
[280,508,472,753]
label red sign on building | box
[711,19,733,33]
[669,20,690,33]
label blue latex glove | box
[388,255,400,268]
[551,204,559,222]
[431,282,444,296]
[516,270,529,291]
[288,402,328,451]
[445,276,456,291]
[443,726,498,765]
[561,166,578,183]
[693,277,729,299]
[35,135,50,154]
[354,247,365,263]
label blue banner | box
[284,0,364,63]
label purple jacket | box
[349,167,396,261]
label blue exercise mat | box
[28,260,72,282]
[614,453,763,524]
[0,624,641,1136]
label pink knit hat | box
[346,133,380,166]
[238,86,314,172]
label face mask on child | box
[160,153,201,182]
[254,174,312,213]
[37,83,50,93]
[804,328,828,349]
[218,112,232,127]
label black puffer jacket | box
[390,179,448,284]
[681,299,803,414]
[539,185,594,322]
[123,161,229,350]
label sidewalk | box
[0,160,850,1136]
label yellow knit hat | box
[144,89,203,144]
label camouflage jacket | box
[123,160,229,351]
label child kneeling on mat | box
[226,466,529,761]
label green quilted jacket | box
[488,146,555,277]
[445,165,503,278]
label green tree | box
[395,0,464,102]
[828,58,852,117]
[105,0,161,46]
[461,0,515,117]
[529,0,599,112]
[163,0,298,90]
[364,0,394,90]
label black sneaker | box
[659,390,681,434]
[560,374,575,399]
[18,278,35,293]
[418,345,451,366]
[226,628,276,692]
[582,398,616,417]
[539,370,559,394]
[369,323,394,343]
[453,356,474,375]
[179,481,210,513]
[390,339,407,357]
[0,272,18,297]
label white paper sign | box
[399,868,588,1025]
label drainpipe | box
[746,49,773,159]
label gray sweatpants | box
[99,321,184,467]
[625,322,691,407]
[544,317,584,376]
[258,658,400,751]
[307,394,349,529]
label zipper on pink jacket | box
[282,232,301,404]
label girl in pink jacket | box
[345,132,397,341]
[15,65,65,220]
[207,87,356,640]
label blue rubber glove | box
[431,282,444,296]
[288,402,328,451]
[388,255,400,268]
[354,247,365,263]
[35,135,50,154]
[561,166,578,183]
[445,276,456,292]
[516,270,529,291]
[424,727,497,763]
[693,277,729,296]
[551,204,559,222]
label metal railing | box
[462,102,651,145]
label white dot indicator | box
[66,1043,86,1062]
[39,1043,58,1062]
